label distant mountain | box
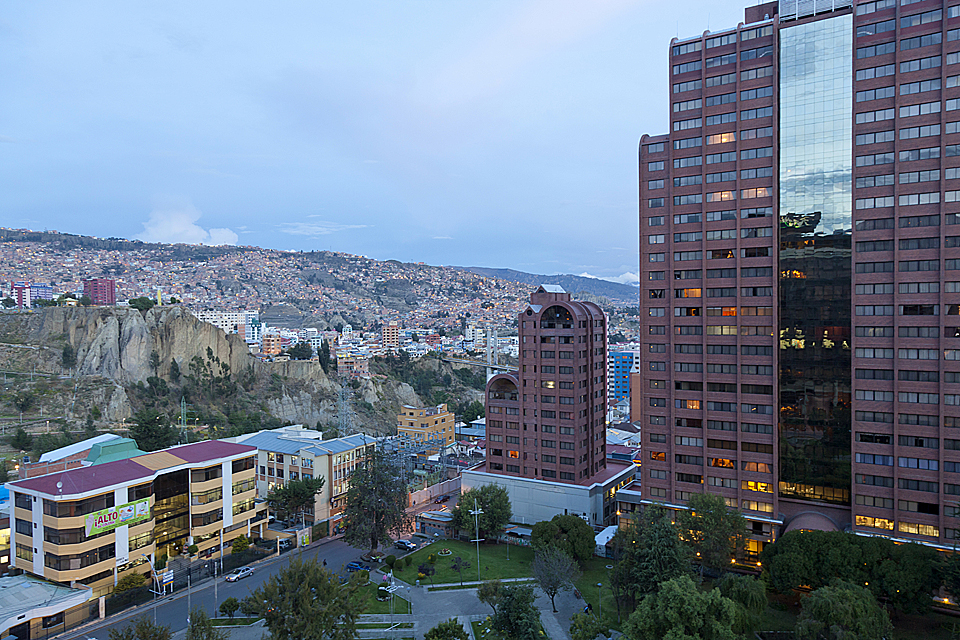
[453,266,638,306]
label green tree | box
[8,427,32,451]
[318,340,332,373]
[267,476,326,525]
[569,613,609,640]
[129,409,179,451]
[676,492,746,575]
[129,296,156,312]
[219,597,240,619]
[246,557,366,640]
[62,344,77,368]
[451,484,511,541]
[150,350,161,375]
[450,556,471,587]
[491,585,540,640]
[288,342,313,360]
[424,619,470,640]
[717,573,766,636]
[610,506,688,613]
[109,616,173,640]
[13,392,35,413]
[342,448,409,551]
[231,535,250,555]
[186,607,227,640]
[795,580,893,640]
[80,294,93,306]
[531,514,595,563]
[0,464,8,483]
[623,575,738,640]
[1,297,14,308]
[477,579,502,614]
[532,546,581,613]
[418,562,436,586]
[169,359,181,383]
[113,572,147,593]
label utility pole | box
[470,498,483,583]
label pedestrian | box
[323,559,327,567]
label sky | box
[0,0,749,284]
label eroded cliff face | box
[1,307,418,431]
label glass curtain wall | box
[778,13,853,504]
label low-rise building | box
[230,428,378,535]
[9,440,261,597]
[397,404,455,451]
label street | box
[61,538,378,640]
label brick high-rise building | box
[468,285,635,526]
[83,278,116,306]
[637,0,960,551]
[486,285,609,483]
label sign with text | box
[84,499,151,536]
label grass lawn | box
[359,583,411,614]
[387,541,534,585]
[210,618,260,626]
[573,557,621,631]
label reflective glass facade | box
[778,14,853,504]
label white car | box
[225,567,253,582]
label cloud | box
[578,271,640,285]
[277,221,369,237]
[136,201,238,246]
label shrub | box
[385,555,397,569]
[114,572,147,593]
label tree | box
[231,535,250,555]
[186,607,227,640]
[219,597,240,619]
[0,464,8,483]
[150,350,161,375]
[451,484,511,541]
[129,296,156,312]
[267,476,325,525]
[288,342,313,360]
[129,409,179,451]
[676,492,746,576]
[62,344,77,369]
[425,619,470,640]
[418,562,436,586]
[342,448,409,551]
[477,579,502,614]
[13,392,35,413]
[114,572,147,593]
[9,427,32,451]
[795,580,893,640]
[531,514,595,564]
[532,546,581,613]
[610,506,688,613]
[717,573,766,636]
[451,556,471,587]
[569,613,609,640]
[109,616,173,640]
[623,576,738,640]
[169,360,181,383]
[318,340,332,373]
[491,585,540,640]
[80,294,93,306]
[246,557,366,640]
[1,297,14,308]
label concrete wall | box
[461,470,592,525]
[409,477,460,507]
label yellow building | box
[397,404,455,449]
[9,440,263,597]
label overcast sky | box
[0,0,749,283]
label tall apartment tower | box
[485,285,608,483]
[83,278,116,306]
[639,0,960,551]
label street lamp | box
[597,583,602,620]
[470,498,484,583]
[141,553,159,625]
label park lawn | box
[574,557,621,631]
[388,541,534,585]
[359,583,412,614]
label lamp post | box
[597,583,602,620]
[141,553,159,625]
[470,498,484,583]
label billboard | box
[84,499,151,536]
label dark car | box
[434,495,450,503]
[345,561,370,572]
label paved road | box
[62,538,390,640]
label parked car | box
[394,539,417,551]
[433,495,450,504]
[345,561,370,573]
[279,538,295,550]
[225,567,253,582]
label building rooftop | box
[0,575,91,636]
[86,437,146,465]
[38,433,120,463]
[11,440,256,498]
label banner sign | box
[85,499,151,536]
